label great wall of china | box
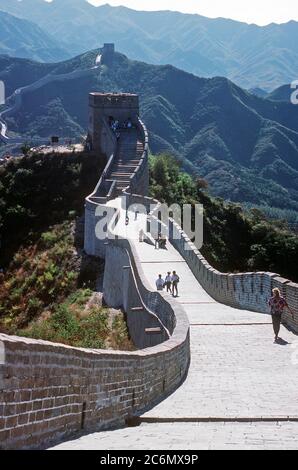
[0,48,105,145]
[1,82,298,449]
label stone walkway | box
[50,204,298,450]
[50,422,298,450]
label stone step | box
[113,164,138,169]
[117,153,141,158]
[110,176,131,182]
[114,164,138,168]
[115,164,139,168]
[111,168,135,173]
[114,161,138,165]
[112,173,131,179]
[111,163,137,169]
[117,156,141,160]
[118,150,143,155]
[116,159,140,163]
[110,172,132,177]
[111,167,138,172]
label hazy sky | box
[88,1,298,25]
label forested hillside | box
[150,154,298,282]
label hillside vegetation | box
[150,154,298,282]
[0,152,133,349]
[0,149,105,266]
[0,221,133,350]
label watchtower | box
[88,93,139,154]
[102,43,115,55]
[101,43,115,66]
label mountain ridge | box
[1,1,298,89]
[1,48,298,220]
[0,9,69,62]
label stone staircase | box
[109,129,144,195]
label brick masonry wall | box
[128,120,149,197]
[168,219,298,333]
[0,321,189,449]
[103,243,168,347]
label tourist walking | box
[268,288,294,342]
[156,274,165,291]
[171,271,180,297]
[165,272,172,294]
[155,232,161,249]
[139,229,144,242]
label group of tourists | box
[109,116,133,133]
[156,271,180,297]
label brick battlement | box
[89,93,139,108]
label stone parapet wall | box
[107,236,182,339]
[168,219,298,333]
[0,318,189,449]
[128,120,149,197]
[84,118,118,258]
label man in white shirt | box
[165,272,172,294]
[156,274,165,291]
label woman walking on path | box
[268,288,294,342]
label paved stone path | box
[50,204,298,450]
[51,422,298,450]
